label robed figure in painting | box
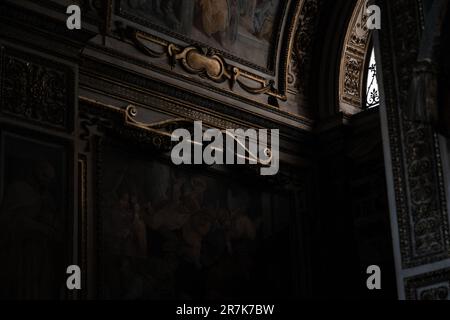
[198,0,240,45]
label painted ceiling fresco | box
[120,0,285,70]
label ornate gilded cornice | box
[106,1,309,105]
[79,97,275,166]
[123,26,279,99]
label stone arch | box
[338,0,373,115]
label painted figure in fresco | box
[228,0,240,43]
[181,209,213,267]
[0,161,63,299]
[147,175,213,268]
[104,175,181,299]
[238,0,249,14]
[102,156,266,299]
[112,191,147,258]
[198,0,229,36]
[202,189,259,299]
[253,0,276,40]
[197,0,240,45]
[128,0,278,52]
[238,0,257,32]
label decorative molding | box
[126,105,275,166]
[125,27,278,99]
[287,49,299,93]
[80,45,314,132]
[278,0,305,100]
[420,286,449,300]
[79,97,175,153]
[114,0,293,75]
[405,268,450,300]
[79,74,244,130]
[77,155,88,299]
[78,65,314,135]
[107,0,309,104]
[379,0,450,270]
[80,98,274,166]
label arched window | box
[365,48,379,109]
[339,0,377,115]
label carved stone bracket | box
[79,97,176,152]
[125,27,279,100]
[124,104,193,138]
[79,97,273,166]
[124,105,274,166]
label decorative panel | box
[116,0,288,72]
[405,268,450,300]
[378,0,450,300]
[0,46,75,132]
[379,0,450,269]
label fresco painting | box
[122,0,282,68]
[99,144,293,299]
